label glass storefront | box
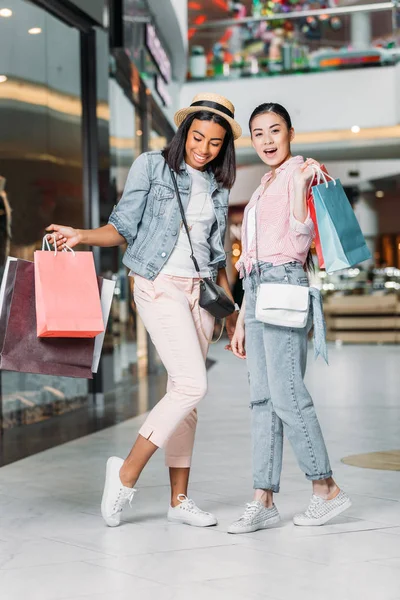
[0,0,177,461]
[104,73,143,394]
[0,0,87,429]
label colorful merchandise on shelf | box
[189,45,207,79]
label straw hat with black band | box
[174,93,242,140]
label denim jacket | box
[108,151,229,280]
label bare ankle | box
[119,463,136,488]
[313,478,339,500]
[254,489,274,508]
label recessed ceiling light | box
[28,27,42,35]
[351,125,361,134]
[0,8,12,17]
[0,75,7,83]
[375,190,385,198]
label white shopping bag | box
[0,257,18,319]
[92,278,116,373]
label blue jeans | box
[244,261,332,492]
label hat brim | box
[174,106,242,140]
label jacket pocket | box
[151,183,174,217]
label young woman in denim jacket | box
[228,103,351,533]
[47,93,242,528]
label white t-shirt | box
[247,205,256,250]
[161,164,216,278]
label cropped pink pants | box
[133,274,215,468]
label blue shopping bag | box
[312,176,371,273]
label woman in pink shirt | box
[228,103,351,533]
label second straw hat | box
[174,93,242,140]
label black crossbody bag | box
[168,165,235,319]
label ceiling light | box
[351,125,360,134]
[0,75,7,83]
[136,130,143,136]
[0,8,12,17]
[28,27,42,35]
[375,190,384,198]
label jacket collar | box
[179,160,220,194]
[261,155,303,185]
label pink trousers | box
[133,274,215,468]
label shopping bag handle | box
[62,245,76,256]
[308,164,336,193]
[41,235,75,256]
[42,234,57,255]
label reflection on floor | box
[0,371,167,467]
[0,358,217,467]
[0,343,400,600]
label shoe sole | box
[167,516,218,528]
[293,498,352,527]
[101,458,122,528]
[228,514,281,534]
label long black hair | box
[162,110,236,189]
[249,102,315,273]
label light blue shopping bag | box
[312,178,371,273]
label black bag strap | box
[168,164,201,276]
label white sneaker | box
[293,489,352,526]
[101,457,136,527]
[228,501,280,534]
[167,494,217,527]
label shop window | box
[0,0,86,429]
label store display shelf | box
[324,294,400,343]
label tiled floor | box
[1,343,400,600]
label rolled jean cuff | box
[305,470,333,482]
[165,455,192,468]
[253,482,280,493]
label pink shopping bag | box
[306,164,330,270]
[34,240,104,338]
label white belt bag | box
[256,282,310,328]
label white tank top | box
[247,205,256,251]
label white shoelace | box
[238,501,262,522]
[113,486,136,514]
[304,495,323,518]
[177,494,209,515]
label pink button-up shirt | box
[236,155,315,277]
